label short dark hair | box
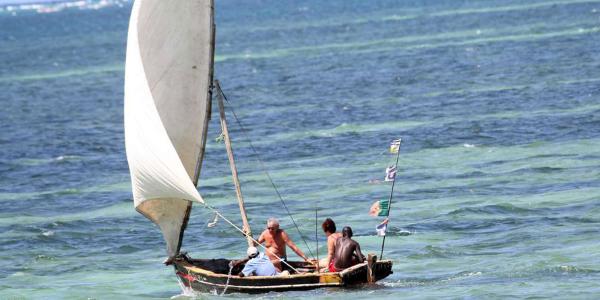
[342,226,353,238]
[321,218,336,233]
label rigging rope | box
[215,84,315,259]
[220,264,234,295]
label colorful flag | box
[384,165,397,182]
[369,199,390,217]
[389,139,401,153]
[376,218,389,236]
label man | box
[256,218,310,272]
[235,247,279,277]
[318,218,342,270]
[331,226,365,272]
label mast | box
[215,80,254,247]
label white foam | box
[55,155,79,161]
[172,277,200,299]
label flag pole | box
[315,206,319,273]
[380,138,402,259]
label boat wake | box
[382,271,483,288]
[172,278,201,299]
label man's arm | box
[282,231,308,261]
[229,257,250,269]
[354,242,365,263]
[255,231,265,246]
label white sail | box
[124,0,214,256]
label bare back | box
[333,237,364,270]
[326,232,342,263]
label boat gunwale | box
[176,259,393,280]
[179,275,344,290]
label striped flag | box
[384,165,397,182]
[389,139,401,153]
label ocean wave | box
[0,64,122,82]
[54,155,80,162]
[544,265,600,275]
[34,254,56,261]
[508,166,566,174]
[220,101,600,153]
[0,188,81,202]
[505,265,600,279]
[106,245,142,254]
[9,155,81,167]
[215,0,600,38]
[0,0,130,15]
[41,230,54,237]
[217,20,600,63]
[406,245,463,259]
[0,181,130,202]
[386,227,413,236]
[447,203,535,216]
[0,202,134,226]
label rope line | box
[215,84,315,259]
[220,264,234,295]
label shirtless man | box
[256,218,310,271]
[332,226,365,272]
[318,218,342,270]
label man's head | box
[342,226,353,238]
[321,218,336,234]
[267,217,279,232]
[247,246,259,258]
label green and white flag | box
[369,199,390,217]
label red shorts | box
[328,260,338,272]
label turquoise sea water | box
[1,0,600,298]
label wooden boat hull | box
[173,256,393,294]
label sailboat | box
[124,0,392,294]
